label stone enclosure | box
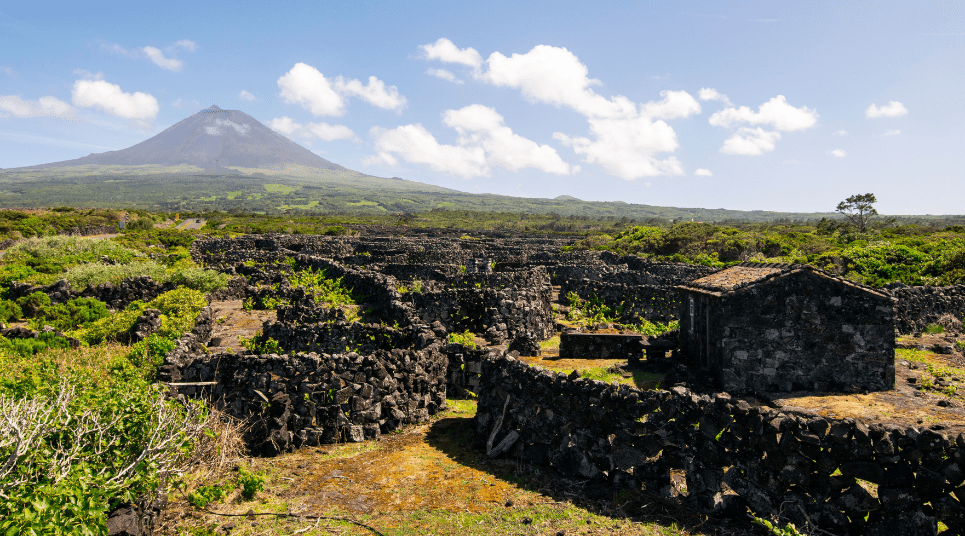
[16,231,965,533]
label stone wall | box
[889,285,965,335]
[7,276,175,310]
[558,332,643,361]
[170,346,447,455]
[260,290,437,355]
[475,354,962,534]
[410,284,552,345]
[560,279,680,324]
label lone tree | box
[836,193,878,232]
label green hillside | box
[0,166,845,222]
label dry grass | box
[181,407,250,486]
[158,399,735,536]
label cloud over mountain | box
[71,79,158,121]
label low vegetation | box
[567,220,965,287]
[0,204,961,534]
[566,292,678,335]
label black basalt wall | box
[475,355,962,535]
[171,346,448,455]
[890,285,965,335]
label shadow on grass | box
[423,402,758,536]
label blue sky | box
[1,1,963,214]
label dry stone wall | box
[475,355,963,535]
[889,285,965,335]
[7,276,175,310]
[170,347,447,455]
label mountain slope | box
[23,106,345,172]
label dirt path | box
[161,400,743,536]
[206,300,276,352]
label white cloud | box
[142,46,183,72]
[278,63,406,115]
[205,118,251,136]
[333,75,406,111]
[709,95,818,131]
[100,40,193,71]
[277,63,346,116]
[369,124,488,178]
[71,79,158,120]
[884,129,901,136]
[554,116,683,179]
[708,95,816,156]
[175,39,197,52]
[419,38,482,68]
[479,44,636,119]
[425,68,462,84]
[72,69,103,80]
[0,95,74,118]
[443,104,574,174]
[694,168,713,176]
[640,90,701,120]
[269,116,356,141]
[369,105,575,178]
[459,42,697,179]
[866,101,907,118]
[832,130,848,136]
[830,149,847,158]
[239,90,256,101]
[101,42,138,58]
[719,127,782,155]
[698,87,732,106]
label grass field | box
[160,398,724,536]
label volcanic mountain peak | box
[25,105,345,172]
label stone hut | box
[676,263,895,394]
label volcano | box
[31,105,346,172]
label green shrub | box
[188,481,234,508]
[16,291,51,317]
[72,301,147,346]
[323,225,347,236]
[0,264,38,286]
[237,466,266,500]
[145,287,209,339]
[125,218,154,231]
[239,332,282,354]
[72,287,207,345]
[447,330,478,349]
[6,236,141,272]
[924,324,945,334]
[566,292,619,325]
[127,334,177,372]
[836,243,930,286]
[65,261,167,289]
[29,297,109,332]
[288,268,355,306]
[0,356,205,535]
[0,332,72,357]
[0,300,22,323]
[627,319,679,337]
[64,260,227,293]
[167,266,229,293]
